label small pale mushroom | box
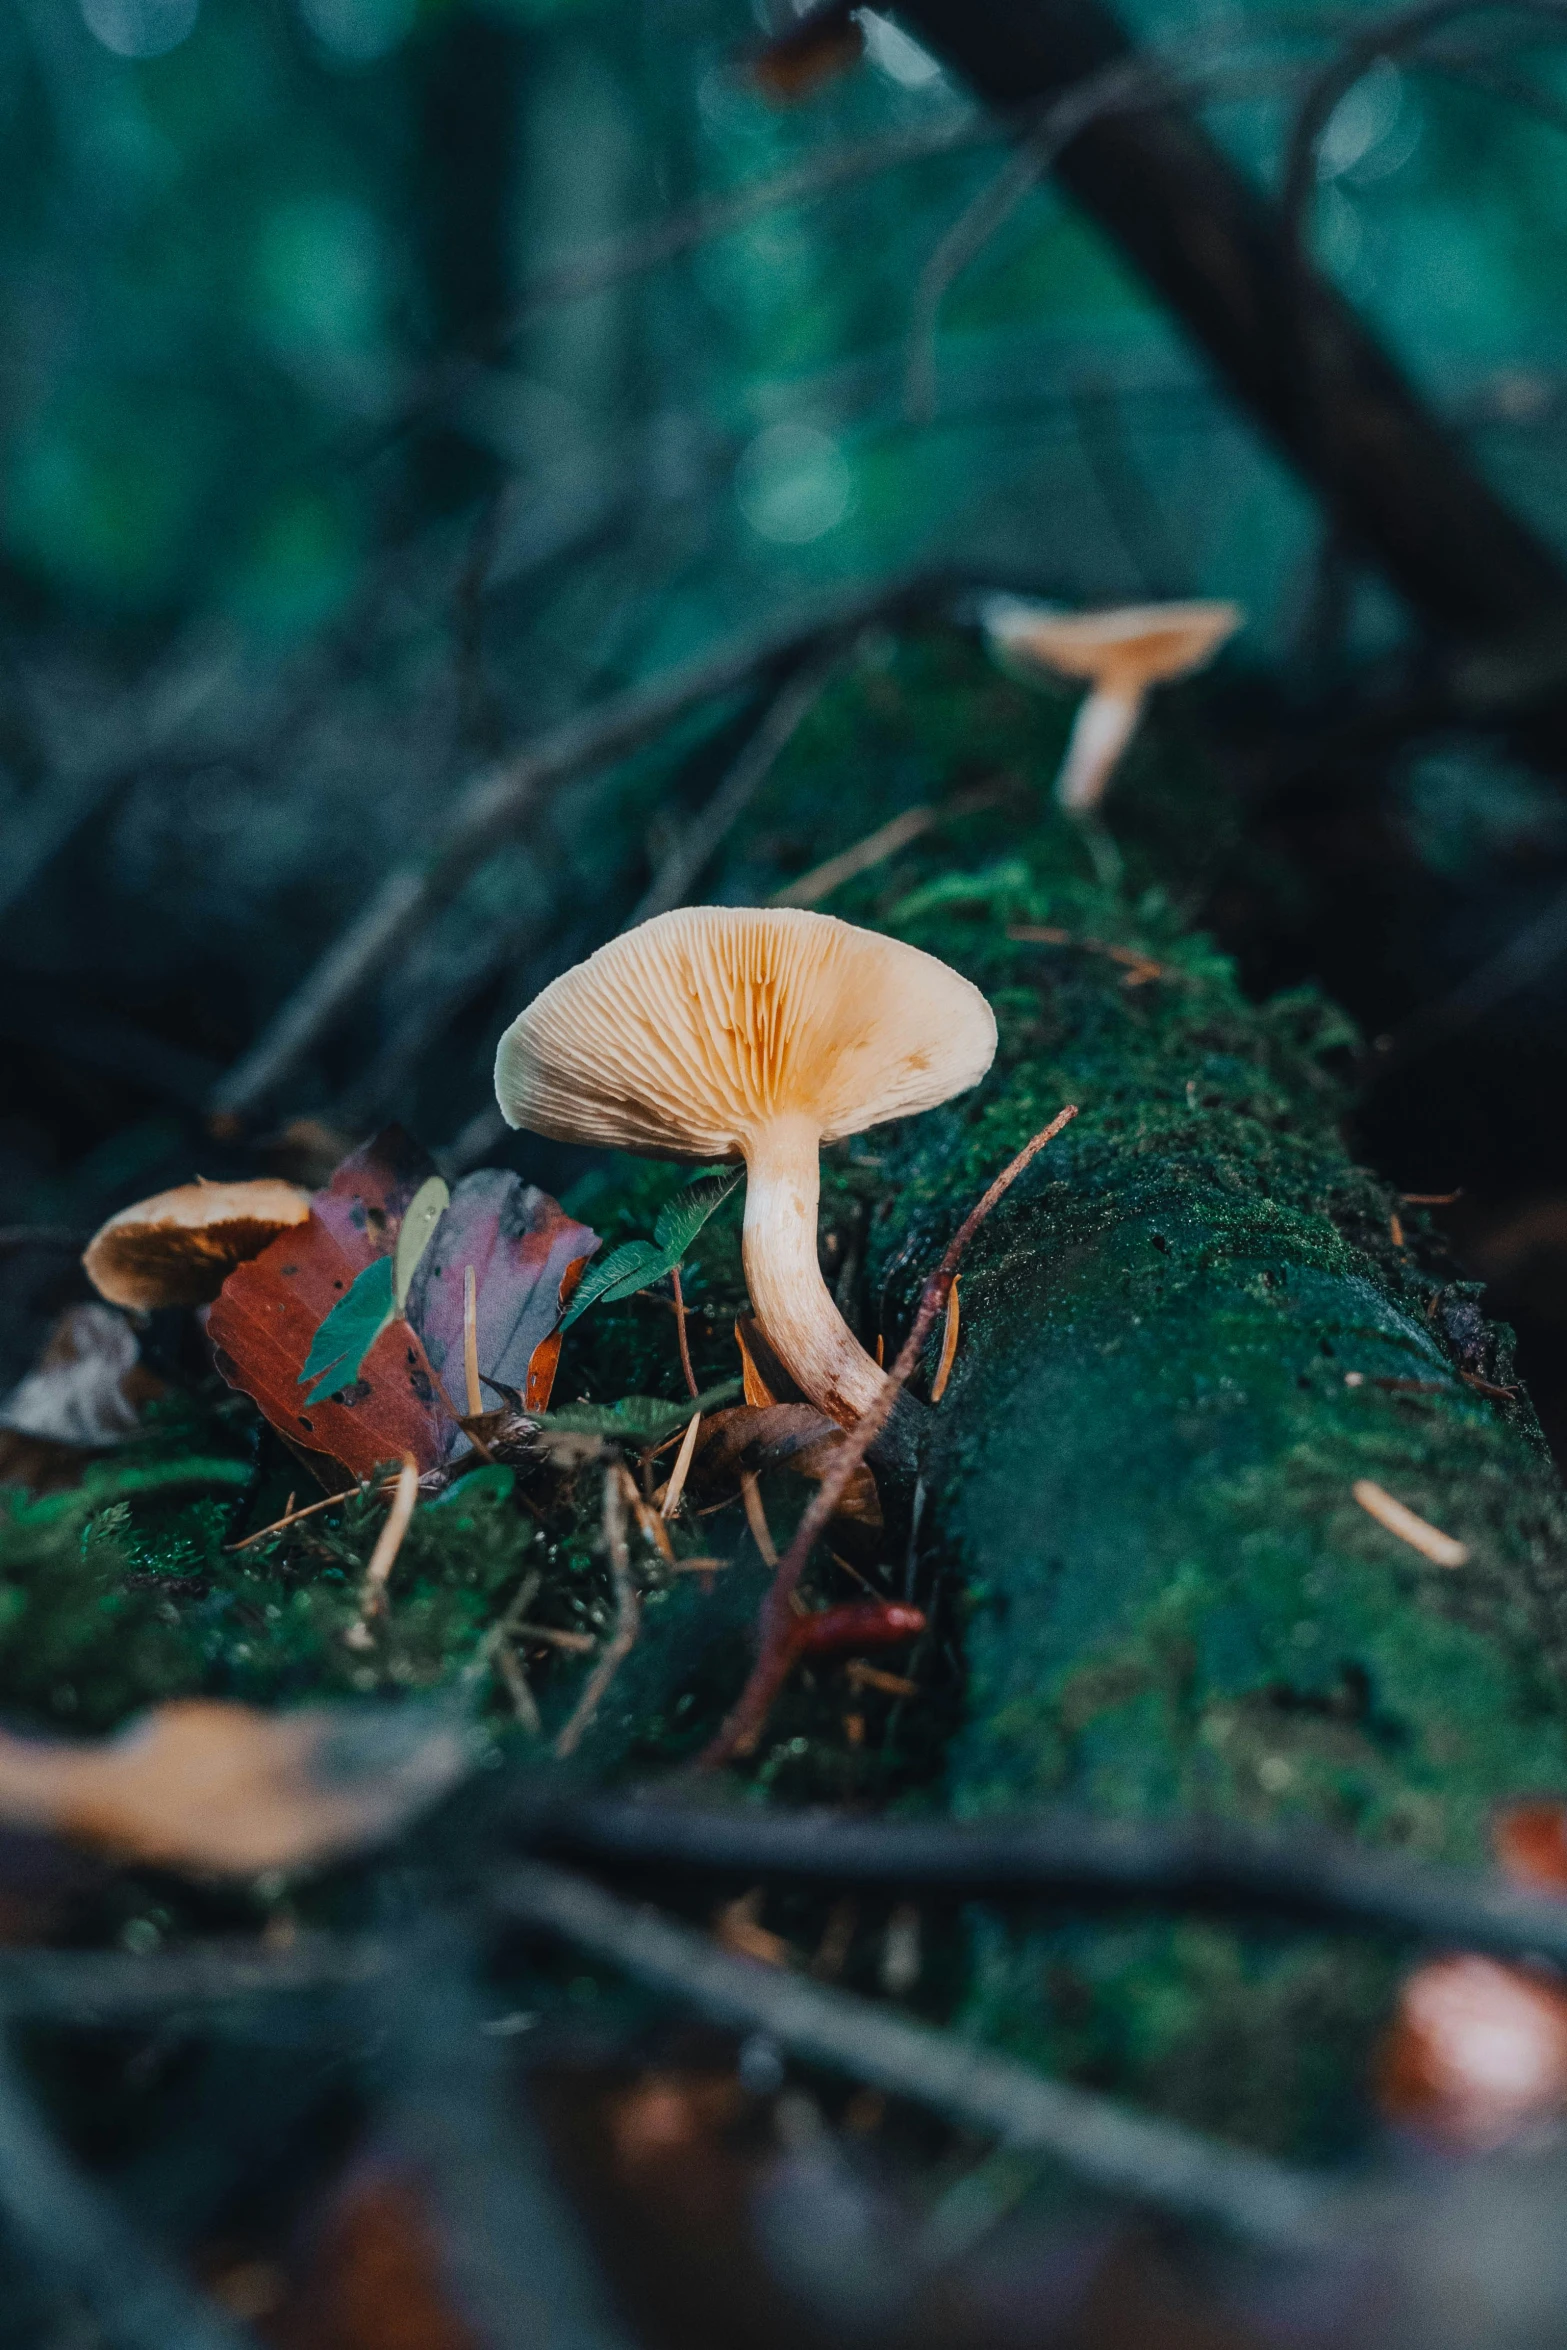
[981,596,1242,813]
[493,907,996,1427]
[83,1177,310,1310]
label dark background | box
[10,0,1567,1438]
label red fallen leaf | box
[208,1130,450,1485]
[1494,1801,1567,1891]
[403,1169,597,1439]
[1378,1953,1567,2148]
[208,1130,600,1486]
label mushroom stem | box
[741,1114,886,1428]
[1055,682,1146,813]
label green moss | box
[723,632,1566,2147]
[6,625,1565,2154]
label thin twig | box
[1276,0,1567,503]
[1371,870,1567,1074]
[465,1570,544,1731]
[494,1646,543,1736]
[490,1859,1334,2252]
[847,1662,919,1698]
[1280,0,1567,284]
[470,1570,541,1668]
[669,1267,699,1401]
[626,649,841,928]
[553,1468,641,1759]
[769,779,1010,908]
[514,1624,597,1655]
[226,1477,393,1552]
[740,1471,779,1568]
[1007,924,1172,986]
[346,1454,420,1644]
[903,47,1314,423]
[463,1265,483,1419]
[210,580,922,1122]
[0,1934,390,2022]
[929,1277,961,1405]
[623,1477,677,1560]
[661,1410,702,1520]
[514,1793,1567,1971]
[0,2032,250,2350]
[704,1107,1078,1764]
[1353,1478,1469,1568]
[352,115,1021,480]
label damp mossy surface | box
[6,624,1566,2160]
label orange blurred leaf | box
[0,1698,472,1877]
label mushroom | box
[83,1177,311,1310]
[493,908,996,1426]
[981,596,1242,813]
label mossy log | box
[6,630,1567,2167]
[765,644,1567,2158]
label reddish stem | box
[670,1264,699,1400]
[701,1104,1078,1766]
[788,1601,925,1660]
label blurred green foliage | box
[6,0,1567,646]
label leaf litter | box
[210,1128,598,1485]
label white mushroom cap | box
[495,908,996,1424]
[83,1178,311,1311]
[982,596,1242,813]
[982,597,1242,691]
[495,907,995,1161]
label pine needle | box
[741,1470,779,1566]
[463,1264,482,1418]
[554,1468,642,1759]
[1353,1479,1469,1568]
[345,1453,420,1645]
[930,1276,961,1403]
[660,1410,702,1520]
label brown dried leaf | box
[0,1699,472,1877]
[733,1316,805,1409]
[0,1304,157,1457]
[691,1404,881,1530]
[208,1129,452,1486]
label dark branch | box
[209,574,929,1124]
[490,1857,1336,2250]
[515,1795,1567,1970]
[893,0,1567,639]
[0,2034,250,2350]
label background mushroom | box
[83,1177,310,1310]
[494,907,996,1426]
[982,596,1242,813]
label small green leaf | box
[394,1174,450,1309]
[559,1170,743,1335]
[557,1239,669,1331]
[431,1463,516,1507]
[535,1378,741,1445]
[652,1167,742,1261]
[298,1256,396,1399]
